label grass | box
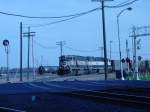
[140,76,150,80]
[126,72,150,80]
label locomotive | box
[57,55,112,75]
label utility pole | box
[92,0,113,80]
[31,36,36,79]
[101,0,108,80]
[56,41,65,57]
[56,41,65,67]
[23,27,36,80]
[20,22,23,82]
[101,0,111,80]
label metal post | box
[3,39,10,82]
[101,1,108,80]
[20,22,23,82]
[27,27,30,80]
[126,40,129,58]
[110,41,112,60]
[60,42,63,57]
[6,47,9,82]
[126,40,130,73]
[117,16,124,80]
[132,33,134,78]
[133,27,140,80]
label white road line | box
[72,81,107,87]
[27,83,51,91]
[0,106,26,112]
[87,81,128,86]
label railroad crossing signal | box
[130,26,150,80]
[138,56,142,61]
[130,26,150,38]
[121,58,125,63]
[137,39,141,50]
[126,57,130,63]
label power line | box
[27,0,140,28]
[0,8,100,19]
[34,40,58,50]
[32,41,129,54]
[65,45,129,54]
[0,0,139,19]
[105,0,140,8]
[64,45,99,53]
[0,0,139,21]
[0,0,139,29]
[26,8,100,28]
[28,15,85,28]
[112,0,133,6]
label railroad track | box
[64,91,150,108]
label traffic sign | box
[3,39,9,46]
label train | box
[36,55,150,78]
[57,55,112,75]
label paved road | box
[0,81,149,112]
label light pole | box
[3,39,10,82]
[117,7,132,80]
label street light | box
[117,7,132,80]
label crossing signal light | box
[126,57,130,63]
[138,56,142,61]
[121,58,125,63]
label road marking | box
[0,106,26,112]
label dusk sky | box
[0,0,149,68]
